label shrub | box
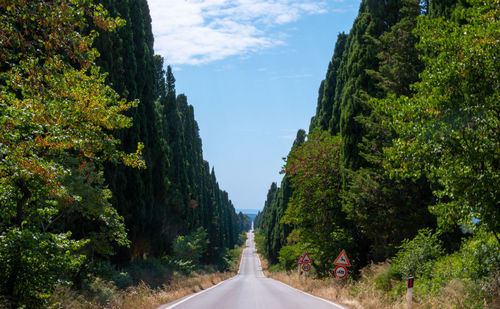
[392,228,444,280]
[0,229,86,308]
[126,257,171,287]
[172,227,209,265]
[278,244,302,271]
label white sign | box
[334,266,347,279]
[302,252,311,264]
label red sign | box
[297,255,304,265]
[302,252,312,264]
[334,249,351,267]
[334,266,347,279]
[302,263,311,272]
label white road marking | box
[157,276,237,309]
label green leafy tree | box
[392,229,444,279]
[173,227,210,264]
[376,0,499,241]
[284,131,355,275]
[0,0,143,306]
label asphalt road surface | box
[158,229,346,309]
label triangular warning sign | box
[297,255,304,264]
[302,252,312,264]
[334,249,351,266]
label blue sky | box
[146,0,361,211]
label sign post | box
[406,277,414,309]
[333,249,351,279]
[297,253,312,281]
[296,255,303,280]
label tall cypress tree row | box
[256,130,305,263]
[94,0,162,260]
[338,0,402,170]
[93,0,244,263]
[259,0,465,272]
[309,33,347,134]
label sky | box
[146,0,361,211]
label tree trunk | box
[15,179,31,228]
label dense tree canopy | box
[0,0,142,305]
[376,0,499,239]
[258,0,498,280]
[0,0,247,306]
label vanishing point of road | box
[158,229,346,309]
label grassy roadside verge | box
[255,229,499,308]
[262,263,403,309]
[49,271,234,309]
[48,234,247,309]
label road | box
[158,229,346,309]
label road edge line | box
[156,275,238,309]
[267,277,348,309]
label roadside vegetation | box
[255,0,499,307]
[45,232,246,308]
[256,229,499,308]
[0,1,251,307]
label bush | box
[126,257,172,287]
[237,232,247,247]
[83,276,117,306]
[84,259,132,289]
[392,228,444,280]
[278,244,302,271]
[413,231,500,304]
[254,230,266,255]
[173,227,209,265]
[0,229,86,308]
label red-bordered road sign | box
[302,263,311,272]
[302,252,312,264]
[334,249,351,267]
[297,255,304,265]
[334,266,347,279]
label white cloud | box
[147,0,327,65]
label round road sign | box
[334,266,347,279]
[302,263,311,272]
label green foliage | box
[0,0,141,306]
[126,257,172,286]
[96,1,244,263]
[82,277,117,306]
[284,130,356,275]
[0,229,86,307]
[392,231,500,306]
[253,229,266,256]
[173,227,210,265]
[237,232,247,247]
[278,244,302,271]
[376,0,500,237]
[374,265,395,292]
[392,229,444,279]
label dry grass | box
[261,258,407,309]
[263,261,497,309]
[111,272,235,309]
[51,247,245,309]
[50,272,235,309]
